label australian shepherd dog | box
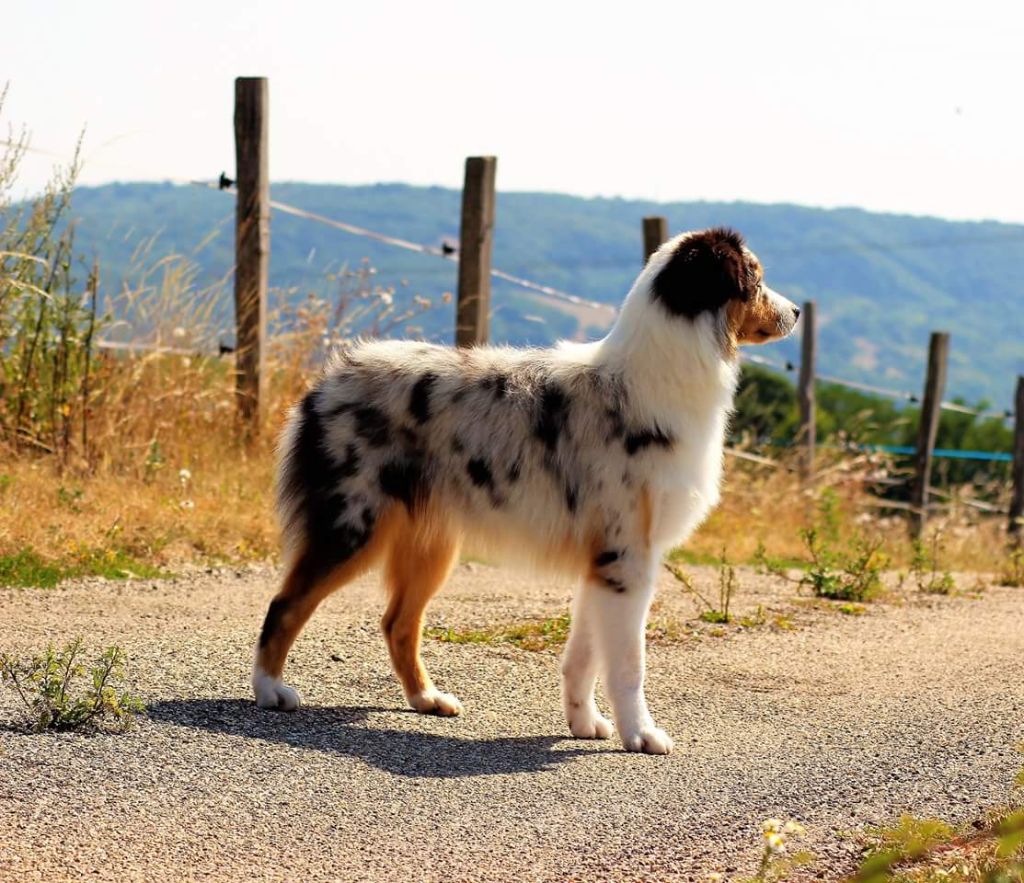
[253,227,799,754]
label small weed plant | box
[709,818,811,882]
[0,638,144,732]
[911,530,956,595]
[427,615,572,652]
[427,611,692,651]
[1000,545,1024,588]
[760,527,886,603]
[665,549,736,623]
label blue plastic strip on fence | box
[858,444,1013,462]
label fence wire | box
[190,178,1016,422]
[189,179,615,318]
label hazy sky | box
[5,0,1024,223]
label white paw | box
[252,668,302,711]
[567,703,614,740]
[409,689,463,717]
[621,725,674,755]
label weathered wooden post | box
[797,300,816,480]
[455,156,497,347]
[1009,375,1024,539]
[910,331,950,537]
[642,216,668,263]
[233,76,269,433]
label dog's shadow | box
[148,699,604,778]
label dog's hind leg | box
[252,510,395,710]
[381,514,462,716]
[561,587,614,739]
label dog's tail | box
[275,379,380,579]
[274,393,312,567]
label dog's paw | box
[409,689,463,717]
[567,704,614,740]
[621,725,674,755]
[252,669,302,711]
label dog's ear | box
[651,228,749,318]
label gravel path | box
[1,564,1022,882]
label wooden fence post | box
[642,216,668,263]
[797,300,816,480]
[233,76,269,433]
[1010,375,1024,539]
[910,331,950,538]
[455,156,497,347]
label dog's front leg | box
[561,587,614,740]
[587,562,673,755]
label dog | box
[252,227,799,754]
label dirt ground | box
[1,563,1023,882]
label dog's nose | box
[793,306,801,321]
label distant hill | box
[66,181,1024,409]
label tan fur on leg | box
[382,507,462,716]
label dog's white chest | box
[649,437,725,550]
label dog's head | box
[649,228,799,356]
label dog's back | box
[276,338,635,579]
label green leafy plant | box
[427,610,692,651]
[854,812,1024,882]
[0,638,144,732]
[796,528,886,602]
[911,530,956,595]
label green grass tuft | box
[427,614,572,652]
[427,612,692,652]
[0,546,168,588]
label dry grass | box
[0,252,438,576]
[0,362,1016,583]
[0,116,1015,586]
[686,452,1013,575]
[0,270,409,573]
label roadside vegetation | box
[853,755,1024,883]
[0,103,1019,588]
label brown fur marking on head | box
[651,227,756,319]
[726,284,786,352]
